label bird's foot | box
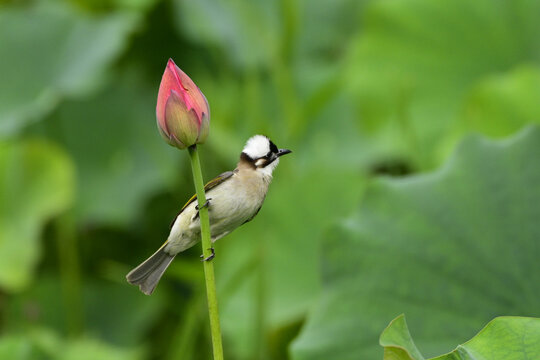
[200,247,215,262]
[195,198,212,211]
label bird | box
[126,135,291,295]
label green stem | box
[55,212,83,336]
[255,244,267,360]
[187,144,224,360]
[166,289,205,360]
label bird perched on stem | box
[126,135,291,294]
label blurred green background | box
[1,0,540,359]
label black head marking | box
[269,140,278,154]
[240,152,256,168]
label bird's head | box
[240,135,291,176]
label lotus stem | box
[187,144,224,360]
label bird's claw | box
[200,247,215,262]
[195,198,212,211]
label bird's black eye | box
[269,141,278,154]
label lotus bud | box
[156,59,210,149]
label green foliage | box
[380,315,540,360]
[172,0,280,68]
[346,0,540,167]
[0,1,139,136]
[462,66,540,137]
[0,327,144,360]
[1,0,540,358]
[0,140,74,291]
[4,275,165,345]
[291,127,540,359]
[379,316,423,360]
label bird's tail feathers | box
[126,244,175,295]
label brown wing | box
[178,170,235,214]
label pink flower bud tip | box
[156,59,210,149]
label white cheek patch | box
[258,158,279,177]
[255,159,265,167]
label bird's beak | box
[277,148,292,157]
